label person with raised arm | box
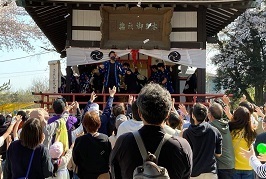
[83,87,116,135]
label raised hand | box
[240,146,254,160]
[257,154,266,162]
[178,104,188,116]
[65,102,75,112]
[223,105,233,120]
[11,115,22,125]
[90,91,97,103]
[171,98,176,111]
[128,95,134,105]
[255,106,265,118]
[222,95,230,105]
[73,101,80,109]
[240,94,247,103]
[109,86,117,97]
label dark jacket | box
[4,140,53,179]
[73,133,112,179]
[183,73,197,94]
[99,61,125,87]
[0,125,8,160]
[83,96,114,135]
[124,71,138,93]
[107,104,132,137]
[183,121,222,177]
[110,125,193,179]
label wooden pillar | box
[197,5,207,97]
[66,66,71,93]
[66,4,72,47]
[147,56,152,78]
[65,5,72,95]
[171,64,181,100]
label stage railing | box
[32,92,233,111]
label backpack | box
[55,118,69,151]
[132,131,171,179]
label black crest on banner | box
[90,50,103,61]
[168,51,181,62]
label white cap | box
[87,103,100,115]
[49,142,64,159]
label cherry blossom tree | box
[0,0,46,51]
[212,6,266,104]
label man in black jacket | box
[110,83,193,179]
[183,69,197,103]
[183,103,222,179]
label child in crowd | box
[48,142,73,179]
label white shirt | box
[117,119,143,138]
[163,125,180,137]
[250,155,266,178]
[109,135,117,149]
[71,124,84,142]
[117,119,179,138]
[0,136,4,147]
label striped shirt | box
[250,155,266,178]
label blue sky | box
[0,44,66,91]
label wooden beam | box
[206,23,219,31]
[207,14,225,23]
[172,27,198,32]
[207,8,231,18]
[72,26,100,31]
[208,7,239,17]
[71,26,199,32]
[206,18,224,27]
[66,66,71,93]
[207,36,218,43]
[25,7,66,53]
[37,7,66,17]
[71,40,101,47]
[67,4,72,46]
[70,40,204,49]
[197,5,206,95]
[46,19,67,27]
[171,42,203,49]
[41,12,67,22]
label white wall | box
[72,10,101,41]
[72,10,198,42]
[170,12,197,42]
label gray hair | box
[137,83,172,125]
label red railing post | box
[41,94,44,108]
[46,94,49,111]
[193,95,197,104]
[73,94,75,102]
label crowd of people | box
[1,82,266,178]
[60,51,175,94]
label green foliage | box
[212,8,266,105]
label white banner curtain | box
[66,48,131,66]
[139,49,206,68]
[66,47,206,68]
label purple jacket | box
[48,115,78,145]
